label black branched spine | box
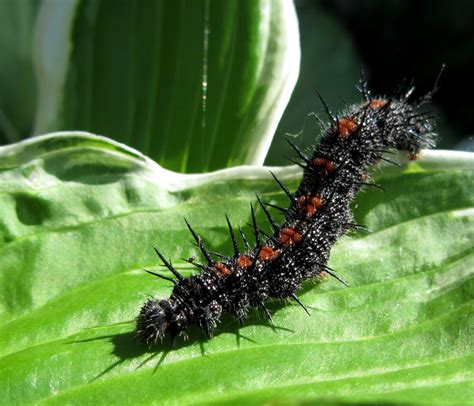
[136,82,436,346]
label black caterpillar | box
[137,75,440,347]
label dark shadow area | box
[42,152,139,185]
[318,0,474,149]
[114,299,293,358]
[67,272,337,382]
[14,192,51,226]
[70,298,302,381]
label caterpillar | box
[136,74,440,347]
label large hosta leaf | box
[32,0,299,172]
[0,133,472,404]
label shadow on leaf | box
[70,299,300,381]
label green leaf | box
[0,133,472,404]
[0,0,40,143]
[32,0,300,172]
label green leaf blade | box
[33,0,300,172]
[0,133,472,404]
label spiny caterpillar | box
[137,74,440,347]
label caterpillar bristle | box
[143,269,176,284]
[316,90,337,123]
[290,293,310,316]
[269,171,294,202]
[255,194,279,232]
[184,218,213,265]
[286,137,311,164]
[153,246,184,282]
[225,214,240,258]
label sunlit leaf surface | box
[0,133,472,404]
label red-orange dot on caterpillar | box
[335,117,358,138]
[213,262,232,277]
[368,99,388,109]
[237,255,253,268]
[298,194,324,217]
[278,228,302,245]
[313,157,336,174]
[259,246,279,261]
[310,195,324,210]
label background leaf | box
[0,0,40,144]
[0,132,472,404]
[32,0,300,172]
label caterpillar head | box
[136,299,187,346]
